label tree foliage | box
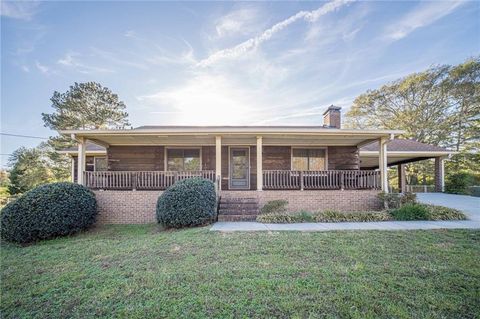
[345,56,480,182]
[42,82,130,130]
[38,82,131,187]
[7,147,55,194]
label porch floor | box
[210,220,480,232]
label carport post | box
[434,156,446,192]
[398,164,406,193]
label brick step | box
[220,197,258,203]
[218,209,259,215]
[217,214,257,222]
[219,203,259,209]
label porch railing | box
[263,170,380,190]
[83,170,216,190]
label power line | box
[0,154,12,156]
[0,132,48,140]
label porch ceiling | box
[60,128,402,147]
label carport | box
[360,139,454,193]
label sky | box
[1,0,479,167]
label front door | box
[230,147,249,189]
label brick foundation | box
[221,190,382,212]
[94,189,382,224]
[94,190,162,224]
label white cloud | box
[35,61,49,74]
[198,0,354,67]
[0,1,40,20]
[21,65,30,73]
[124,30,137,38]
[385,0,465,41]
[138,74,263,125]
[214,7,260,38]
[57,52,113,74]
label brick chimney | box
[323,105,342,129]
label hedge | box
[257,205,466,223]
[156,178,216,228]
[1,182,97,243]
[257,210,392,223]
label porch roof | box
[59,126,402,147]
[359,139,454,168]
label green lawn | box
[1,225,479,318]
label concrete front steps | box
[217,197,260,222]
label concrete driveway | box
[417,193,480,221]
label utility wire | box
[0,132,48,140]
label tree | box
[0,170,9,188]
[444,58,480,172]
[41,82,130,181]
[345,56,480,184]
[42,82,130,130]
[7,147,54,194]
[345,65,452,146]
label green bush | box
[389,203,429,221]
[423,205,467,220]
[257,211,311,223]
[445,172,477,195]
[1,182,97,243]
[314,210,392,222]
[260,200,288,214]
[156,178,216,228]
[257,210,391,223]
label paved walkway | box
[211,193,480,232]
[210,220,480,232]
[417,193,480,221]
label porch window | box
[94,157,107,171]
[167,149,200,171]
[292,148,326,171]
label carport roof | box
[360,139,448,152]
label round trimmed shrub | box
[1,182,97,243]
[156,178,216,228]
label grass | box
[1,225,480,318]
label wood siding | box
[328,146,359,170]
[263,146,291,170]
[108,146,165,171]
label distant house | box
[59,106,453,224]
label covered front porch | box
[61,126,401,192]
[83,169,380,191]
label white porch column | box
[379,137,389,192]
[71,157,75,183]
[215,136,222,191]
[256,136,263,191]
[77,137,86,185]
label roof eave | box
[59,128,404,136]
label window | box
[167,149,200,171]
[94,157,107,171]
[292,148,326,170]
